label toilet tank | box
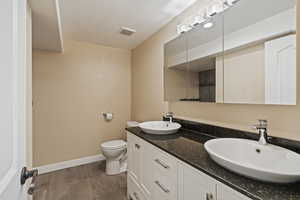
[127,121,139,128]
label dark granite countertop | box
[126,127,300,200]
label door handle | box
[20,167,38,195]
[206,193,214,200]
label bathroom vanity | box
[126,119,300,200]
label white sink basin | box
[204,138,300,183]
[138,121,181,135]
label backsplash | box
[164,117,300,154]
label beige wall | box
[131,1,205,121]
[33,40,131,166]
[132,0,300,141]
[164,68,199,101]
[217,44,265,104]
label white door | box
[265,34,297,105]
[0,0,29,199]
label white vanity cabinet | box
[149,144,178,200]
[127,132,142,183]
[127,131,178,200]
[216,182,252,200]
[127,133,148,200]
[128,175,147,200]
[178,162,216,200]
[127,132,252,200]
[179,162,252,200]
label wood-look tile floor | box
[34,161,127,200]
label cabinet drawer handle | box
[206,193,214,200]
[133,192,140,200]
[135,144,140,149]
[154,159,170,169]
[154,180,170,193]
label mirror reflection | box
[164,0,297,105]
[222,0,296,105]
[164,6,224,102]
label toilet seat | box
[101,140,126,150]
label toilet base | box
[105,159,127,175]
[120,162,127,173]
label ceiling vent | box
[120,27,136,36]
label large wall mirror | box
[164,0,297,105]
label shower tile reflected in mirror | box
[199,69,216,102]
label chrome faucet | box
[252,120,268,145]
[165,112,174,123]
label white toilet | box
[101,140,127,175]
[101,121,139,175]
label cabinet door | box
[128,173,147,200]
[179,163,216,200]
[127,132,141,183]
[216,182,252,200]
[139,139,154,199]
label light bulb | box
[203,22,214,29]
[207,2,224,16]
[191,15,205,27]
[177,24,192,34]
[225,0,240,6]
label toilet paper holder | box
[102,112,113,121]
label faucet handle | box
[165,112,174,117]
[258,119,267,127]
[251,119,267,130]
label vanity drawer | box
[150,146,178,177]
[148,146,178,200]
[128,174,147,200]
[152,170,178,200]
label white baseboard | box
[36,154,105,174]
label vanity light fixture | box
[224,0,240,6]
[177,24,192,34]
[207,2,224,17]
[191,15,206,27]
[176,0,241,34]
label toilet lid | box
[101,140,127,150]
